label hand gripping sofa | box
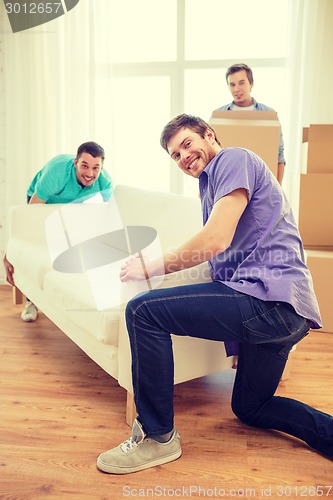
[6,185,252,425]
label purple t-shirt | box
[199,148,322,347]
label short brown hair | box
[225,63,253,85]
[76,142,105,161]
[160,113,221,152]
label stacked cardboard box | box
[299,125,333,333]
[209,110,280,178]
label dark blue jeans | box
[125,281,333,457]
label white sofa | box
[7,185,237,424]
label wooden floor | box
[0,285,332,499]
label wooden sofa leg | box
[13,286,23,305]
[126,392,137,427]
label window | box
[100,0,289,197]
[185,0,288,60]
[104,0,177,63]
[109,76,171,191]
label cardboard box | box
[303,124,333,173]
[306,249,333,333]
[209,110,280,177]
[298,174,333,248]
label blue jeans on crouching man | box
[125,281,333,457]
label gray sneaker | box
[97,418,181,474]
[21,301,38,322]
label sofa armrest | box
[8,205,61,246]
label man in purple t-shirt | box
[97,114,332,475]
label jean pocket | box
[243,301,310,345]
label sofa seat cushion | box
[43,271,120,345]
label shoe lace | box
[120,437,138,454]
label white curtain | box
[284,0,333,210]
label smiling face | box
[74,152,103,187]
[227,69,253,107]
[167,127,220,178]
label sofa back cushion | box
[114,185,203,252]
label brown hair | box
[76,141,105,161]
[225,63,254,85]
[160,114,221,152]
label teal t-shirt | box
[27,154,112,203]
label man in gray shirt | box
[217,63,286,185]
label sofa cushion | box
[43,271,120,345]
[114,185,203,252]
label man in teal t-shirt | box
[27,141,112,204]
[4,141,113,321]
